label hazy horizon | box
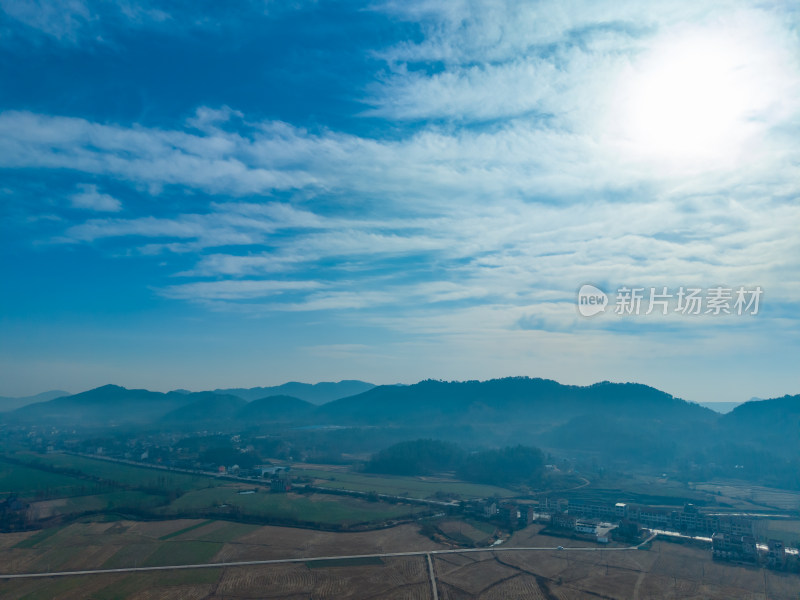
[0,377,772,407]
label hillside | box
[213,380,374,404]
[159,392,248,427]
[237,395,314,422]
[315,377,715,428]
[0,390,69,412]
[9,378,800,481]
[10,386,246,427]
[10,385,187,425]
[719,394,800,456]
[310,378,719,460]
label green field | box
[159,519,214,540]
[695,481,800,511]
[586,475,698,500]
[161,487,426,526]
[0,458,92,499]
[298,468,517,499]
[12,453,217,494]
[2,453,437,528]
[2,452,171,517]
[194,521,260,542]
[56,490,166,515]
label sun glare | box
[614,22,790,167]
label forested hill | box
[10,378,799,473]
[314,377,715,426]
[213,380,374,404]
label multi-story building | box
[551,512,578,530]
[569,499,616,519]
[498,503,519,526]
[765,539,786,569]
[575,520,599,534]
[712,533,757,562]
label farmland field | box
[0,459,91,499]
[4,453,432,527]
[438,519,495,545]
[695,481,800,511]
[1,520,800,598]
[297,468,518,499]
[158,519,214,540]
[142,540,223,566]
[10,453,217,493]
[27,491,166,520]
[306,556,384,568]
[160,486,427,525]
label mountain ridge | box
[8,379,797,461]
[0,390,69,412]
[212,380,375,404]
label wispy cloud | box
[160,279,323,301]
[3,0,800,399]
[0,0,178,45]
[69,184,121,212]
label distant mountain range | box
[314,378,714,426]
[0,390,69,412]
[5,377,795,441]
[11,385,192,425]
[6,377,798,488]
[6,377,799,461]
[159,393,315,428]
[4,380,370,427]
[697,401,742,414]
[212,380,375,404]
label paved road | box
[0,533,656,580]
[426,553,439,600]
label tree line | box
[364,439,544,487]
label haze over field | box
[1,0,799,403]
[3,377,798,489]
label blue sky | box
[1,0,799,402]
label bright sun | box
[615,22,787,166]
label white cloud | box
[3,0,799,342]
[0,0,92,42]
[160,279,323,301]
[70,184,122,212]
[376,0,750,65]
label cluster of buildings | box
[712,534,789,568]
[549,512,616,543]
[464,500,535,529]
[546,498,754,537]
[467,496,795,564]
[535,497,795,570]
